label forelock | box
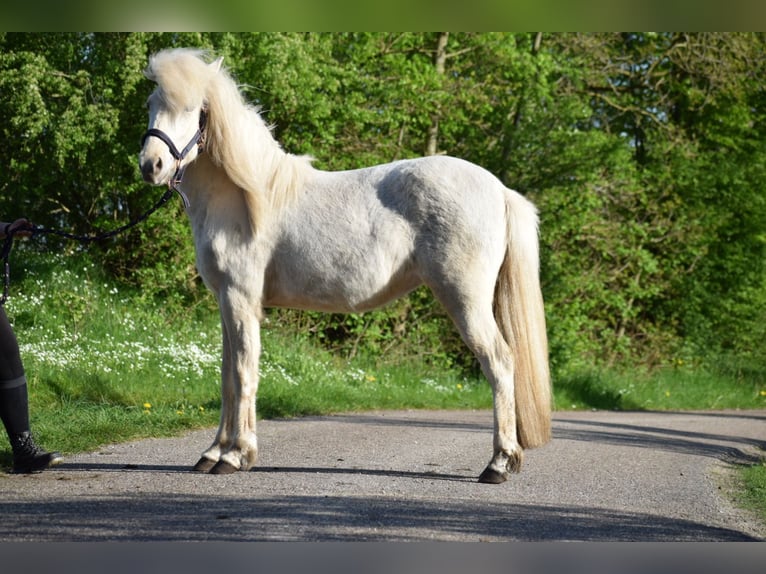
[144,49,212,111]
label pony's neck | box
[204,90,313,231]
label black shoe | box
[10,431,63,473]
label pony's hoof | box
[209,460,239,474]
[478,467,508,484]
[193,457,217,472]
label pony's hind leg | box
[431,282,522,484]
[472,322,524,484]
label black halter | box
[140,108,208,209]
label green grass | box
[19,322,493,460]
[738,462,766,525]
[2,248,764,524]
[553,366,765,412]
[1,247,494,468]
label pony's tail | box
[494,190,552,449]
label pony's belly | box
[263,265,421,313]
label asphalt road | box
[0,409,764,542]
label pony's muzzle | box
[140,153,165,184]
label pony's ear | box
[210,56,224,73]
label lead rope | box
[2,107,206,305]
[0,186,179,306]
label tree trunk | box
[425,32,449,156]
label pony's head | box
[139,48,313,230]
[139,49,222,186]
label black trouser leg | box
[0,306,30,439]
[0,379,30,439]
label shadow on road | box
[0,492,758,542]
[57,461,473,482]
[555,416,766,465]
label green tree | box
[564,32,766,365]
[0,33,215,301]
[1,33,764,376]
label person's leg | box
[0,306,62,473]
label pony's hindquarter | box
[495,191,552,449]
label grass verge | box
[737,462,766,526]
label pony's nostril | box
[155,157,163,172]
[140,158,160,182]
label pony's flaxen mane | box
[145,48,313,228]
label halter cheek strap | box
[140,108,208,209]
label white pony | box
[139,48,551,483]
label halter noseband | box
[140,107,208,209]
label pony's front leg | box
[195,293,260,474]
[193,322,232,472]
